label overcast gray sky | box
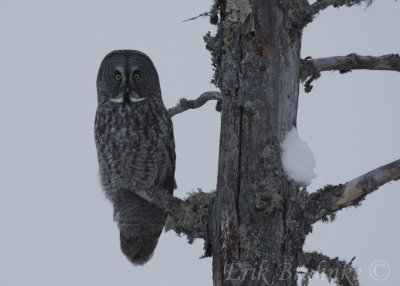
[0,1,399,285]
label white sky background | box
[0,1,399,285]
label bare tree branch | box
[168,91,222,117]
[307,0,373,18]
[183,1,220,24]
[308,159,400,223]
[298,251,359,286]
[182,12,210,22]
[300,53,400,92]
[306,53,400,73]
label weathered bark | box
[208,1,310,285]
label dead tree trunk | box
[208,1,307,285]
[143,1,400,285]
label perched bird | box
[95,50,176,265]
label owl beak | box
[117,86,146,103]
[123,88,131,103]
[128,89,146,103]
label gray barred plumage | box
[95,50,176,265]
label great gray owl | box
[95,50,176,265]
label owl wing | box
[163,109,177,194]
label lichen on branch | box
[165,190,216,257]
[299,251,359,286]
[307,0,374,20]
[308,159,400,223]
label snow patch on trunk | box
[281,128,316,187]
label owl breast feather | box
[95,102,174,200]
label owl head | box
[96,50,161,105]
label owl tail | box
[115,191,167,266]
[114,191,167,265]
[120,231,161,265]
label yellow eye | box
[132,71,140,80]
[114,72,122,81]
